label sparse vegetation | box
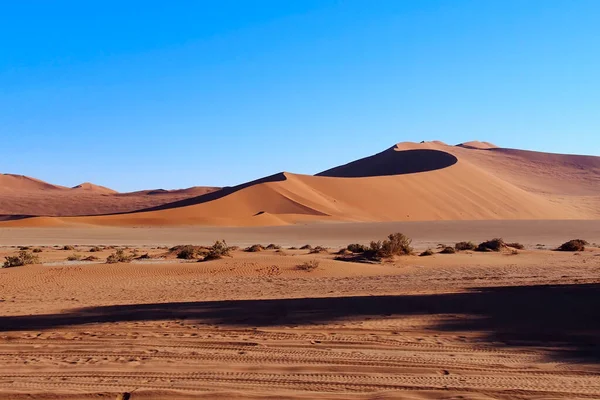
[203,240,232,261]
[455,241,477,251]
[288,246,298,250]
[62,245,75,251]
[299,244,312,250]
[18,246,30,250]
[245,244,264,252]
[557,239,588,252]
[266,244,281,250]
[507,242,525,250]
[106,249,133,264]
[297,260,320,271]
[439,246,456,254]
[347,243,369,254]
[83,255,99,261]
[3,251,40,268]
[67,254,82,261]
[420,249,434,257]
[476,238,506,252]
[89,246,102,252]
[136,253,151,260]
[309,246,328,254]
[337,233,413,263]
[32,248,43,253]
[176,245,205,260]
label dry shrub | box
[83,255,99,261]
[347,243,369,254]
[309,246,328,254]
[67,254,81,261]
[476,238,506,252]
[420,249,434,257]
[455,241,477,251]
[62,245,75,251]
[89,246,102,252]
[288,246,298,250]
[136,253,151,259]
[32,248,43,253]
[297,260,320,271]
[203,240,232,261]
[176,245,204,260]
[245,244,264,252]
[266,244,281,250]
[3,250,40,268]
[507,242,525,250]
[557,239,588,252]
[439,246,456,254]
[336,232,413,263]
[299,244,312,250]
[106,249,133,264]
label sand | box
[0,233,599,399]
[2,141,598,227]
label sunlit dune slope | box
[5,141,598,227]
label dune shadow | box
[317,149,458,178]
[1,283,599,364]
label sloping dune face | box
[8,141,598,227]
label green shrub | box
[455,241,477,251]
[203,240,232,261]
[3,251,40,268]
[557,239,588,252]
[476,238,506,252]
[106,249,133,264]
[374,233,413,258]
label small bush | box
[203,240,232,261]
[3,251,40,268]
[506,242,525,250]
[67,254,81,261]
[245,244,264,252]
[309,246,328,254]
[288,246,298,250]
[476,238,506,252]
[347,243,369,254]
[106,249,133,264]
[297,260,320,271]
[266,244,281,250]
[89,246,102,252]
[18,246,30,250]
[455,241,477,251]
[299,244,312,250]
[83,255,99,261]
[420,249,434,257]
[439,246,456,254]
[374,233,413,258]
[32,248,43,253]
[557,239,588,252]
[62,245,75,251]
[176,245,203,260]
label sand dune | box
[3,140,598,227]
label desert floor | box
[1,221,599,399]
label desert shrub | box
[455,241,477,251]
[3,251,39,268]
[557,239,588,252]
[288,246,298,250]
[176,245,203,260]
[297,260,320,271]
[62,245,75,251]
[506,242,525,250]
[245,244,264,252]
[136,253,151,259]
[347,243,369,253]
[89,246,102,252]
[83,255,99,261]
[266,244,281,250]
[67,254,81,261]
[336,248,352,255]
[376,233,413,258]
[299,244,312,250]
[476,238,506,252]
[309,246,328,254]
[106,249,133,264]
[32,248,43,253]
[420,249,434,257]
[203,240,232,261]
[18,246,30,250]
[439,246,456,254]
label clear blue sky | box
[1,1,598,191]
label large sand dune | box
[2,141,599,227]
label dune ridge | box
[3,140,598,227]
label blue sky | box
[1,1,598,191]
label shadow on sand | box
[1,283,598,364]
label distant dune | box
[3,141,598,227]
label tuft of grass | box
[3,251,39,268]
[439,246,456,254]
[557,239,588,252]
[419,249,434,257]
[245,244,264,252]
[476,238,506,252]
[455,241,477,251]
[297,260,320,271]
[106,249,133,264]
[203,240,232,261]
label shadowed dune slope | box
[5,141,599,227]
